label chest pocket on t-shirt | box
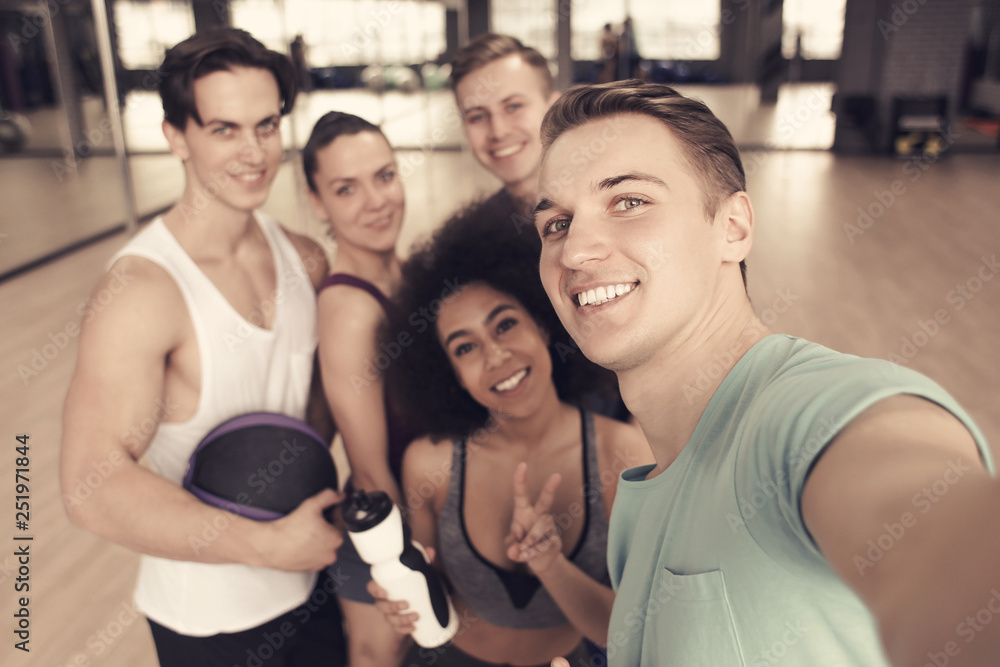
[650,568,745,665]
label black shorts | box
[148,570,347,667]
[402,639,595,667]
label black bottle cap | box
[342,490,393,533]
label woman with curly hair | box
[371,205,651,666]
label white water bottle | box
[344,490,459,648]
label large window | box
[114,0,195,70]
[492,0,557,59]
[570,0,720,62]
[231,0,446,66]
[782,0,846,59]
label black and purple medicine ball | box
[183,412,337,521]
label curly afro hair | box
[382,198,615,442]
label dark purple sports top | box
[319,273,417,484]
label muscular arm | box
[318,286,401,504]
[60,258,341,571]
[802,395,1000,666]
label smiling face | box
[436,282,554,418]
[535,113,753,373]
[308,131,404,254]
[164,66,284,215]
[455,54,558,201]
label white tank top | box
[109,211,319,636]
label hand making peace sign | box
[505,461,564,573]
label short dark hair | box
[159,28,297,130]
[383,201,615,441]
[302,111,384,193]
[449,33,553,97]
[541,80,747,286]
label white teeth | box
[492,145,520,158]
[237,172,263,182]
[493,368,527,392]
[576,282,635,306]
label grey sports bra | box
[436,410,610,629]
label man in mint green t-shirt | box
[533,81,998,666]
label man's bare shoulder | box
[81,255,187,350]
[281,227,330,289]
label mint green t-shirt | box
[606,335,992,666]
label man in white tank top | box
[61,29,346,666]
